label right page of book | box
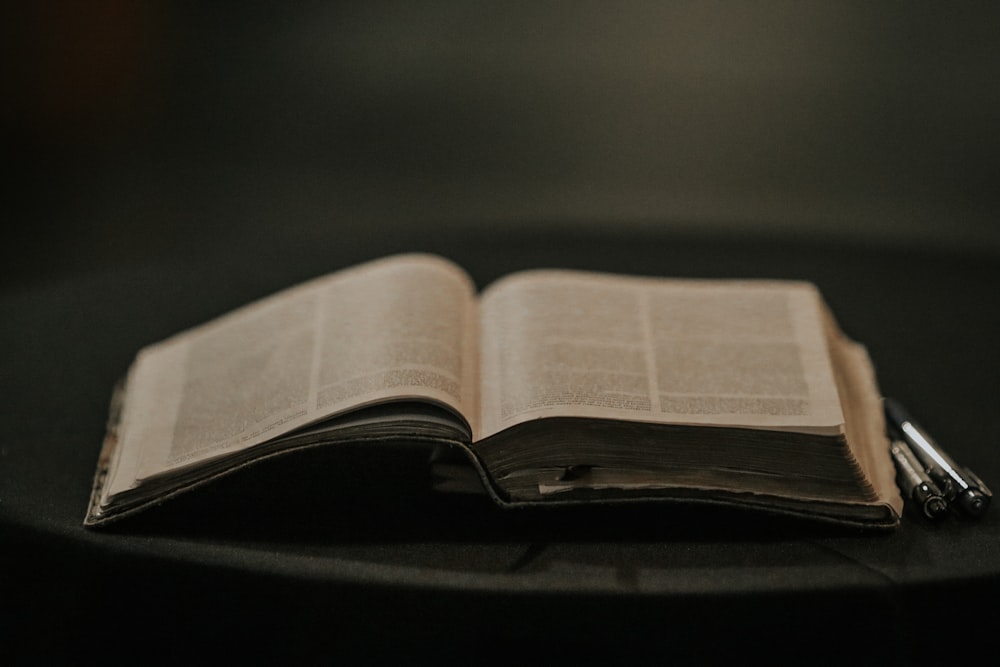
[477,269,845,440]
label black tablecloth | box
[3,229,998,663]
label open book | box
[85,254,903,529]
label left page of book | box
[103,254,479,500]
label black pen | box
[884,397,991,518]
[889,439,949,520]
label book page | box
[477,270,844,440]
[107,254,478,496]
[824,313,904,516]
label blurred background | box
[5,1,999,291]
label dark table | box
[3,228,997,663]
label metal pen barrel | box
[889,440,949,520]
[884,398,990,518]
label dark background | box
[4,3,1000,664]
[4,1,1000,292]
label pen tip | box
[959,490,990,517]
[924,497,949,520]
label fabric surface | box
[3,230,997,662]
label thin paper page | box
[106,254,477,496]
[477,270,844,439]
